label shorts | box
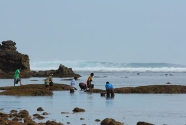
[106,88,114,97]
[14,78,21,84]
[45,82,50,88]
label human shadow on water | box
[106,95,114,100]
[105,96,114,107]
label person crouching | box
[105,81,114,97]
[79,82,87,90]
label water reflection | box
[105,96,114,107]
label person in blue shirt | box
[105,81,114,97]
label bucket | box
[70,88,74,93]
[100,93,106,96]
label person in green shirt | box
[13,67,22,86]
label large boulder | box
[32,64,81,78]
[101,118,123,125]
[0,40,31,78]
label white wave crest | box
[30,60,186,72]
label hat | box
[106,81,109,84]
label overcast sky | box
[1,0,186,64]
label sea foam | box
[30,60,186,72]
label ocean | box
[1,61,186,125]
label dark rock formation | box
[0,83,72,96]
[85,85,186,94]
[72,107,85,112]
[100,118,123,125]
[0,40,81,78]
[37,107,44,111]
[0,40,31,78]
[137,121,154,125]
[32,64,81,78]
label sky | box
[1,0,186,65]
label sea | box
[1,61,186,125]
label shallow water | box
[0,72,186,125]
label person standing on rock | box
[13,67,22,86]
[44,74,53,91]
[87,73,94,88]
[45,78,50,91]
[48,74,53,87]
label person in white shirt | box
[70,77,77,88]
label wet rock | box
[166,82,171,84]
[10,110,18,114]
[67,122,71,124]
[86,85,186,94]
[95,119,101,122]
[17,110,29,118]
[12,117,19,121]
[0,112,6,116]
[37,107,44,111]
[137,121,154,125]
[72,107,85,112]
[30,79,39,81]
[38,115,45,120]
[61,112,69,114]
[80,118,84,120]
[46,120,64,125]
[43,112,48,115]
[101,118,123,125]
[66,116,69,117]
[33,114,40,117]
[24,116,33,123]
[0,83,73,96]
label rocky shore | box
[0,107,154,125]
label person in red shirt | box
[79,82,87,90]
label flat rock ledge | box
[0,83,71,96]
[86,85,186,94]
[0,85,186,96]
